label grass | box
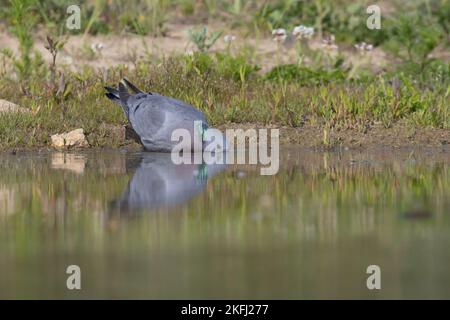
[0,0,447,40]
[0,51,449,150]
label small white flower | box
[354,42,374,53]
[272,28,287,42]
[329,44,338,50]
[292,25,314,39]
[321,35,338,51]
[292,25,305,37]
[224,34,236,43]
[90,42,104,53]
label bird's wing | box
[151,94,208,123]
[129,99,167,139]
[129,95,207,139]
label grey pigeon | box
[105,78,208,152]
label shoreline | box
[1,123,448,154]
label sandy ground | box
[0,22,391,74]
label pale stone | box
[65,128,88,147]
[51,134,65,148]
[50,128,88,149]
[0,99,30,113]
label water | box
[0,148,449,299]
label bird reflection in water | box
[111,153,226,212]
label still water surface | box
[0,148,449,299]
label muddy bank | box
[2,122,449,154]
[109,122,450,151]
[219,122,450,149]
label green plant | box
[252,0,386,43]
[188,27,223,52]
[204,0,219,17]
[5,0,40,80]
[182,51,259,82]
[225,0,243,15]
[180,0,195,15]
[128,10,166,35]
[44,35,66,91]
[214,52,259,82]
[388,15,443,73]
[424,0,450,39]
[264,64,347,85]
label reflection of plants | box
[188,27,223,52]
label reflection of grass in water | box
[194,164,209,182]
[1,153,449,241]
[1,152,450,298]
[0,154,130,251]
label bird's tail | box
[105,78,146,102]
[104,86,121,104]
[121,78,144,94]
[105,78,148,117]
[105,83,130,118]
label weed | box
[44,35,66,91]
[188,27,223,52]
[4,0,43,80]
[388,14,444,73]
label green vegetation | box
[0,0,447,40]
[1,52,448,150]
[188,27,223,52]
[1,0,45,81]
[0,0,449,150]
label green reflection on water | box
[0,148,449,299]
